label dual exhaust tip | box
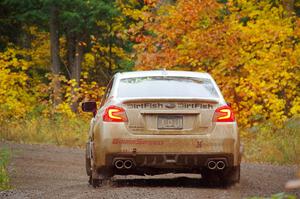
[115,158,226,170]
[207,160,226,170]
[114,159,134,170]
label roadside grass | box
[242,117,300,165]
[0,147,11,190]
[0,115,88,148]
[247,192,297,199]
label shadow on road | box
[110,177,227,189]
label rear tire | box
[221,166,240,186]
[86,157,92,176]
[201,166,240,186]
[89,176,102,188]
[85,143,92,176]
[201,170,221,186]
[86,142,103,188]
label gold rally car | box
[82,70,242,187]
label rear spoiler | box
[120,97,219,104]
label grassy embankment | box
[242,117,300,165]
[0,115,89,148]
[0,147,11,190]
[0,115,299,165]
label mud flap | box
[86,142,92,176]
[201,166,240,186]
[221,166,240,185]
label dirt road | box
[0,142,299,199]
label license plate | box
[157,116,183,129]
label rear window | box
[117,76,219,98]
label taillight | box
[213,105,235,122]
[103,105,128,122]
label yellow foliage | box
[26,26,50,69]
[1,2,298,130]
[134,0,300,127]
[54,102,76,118]
[44,73,105,117]
[0,47,35,121]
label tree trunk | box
[50,5,61,106]
[71,40,83,83]
[66,33,76,79]
[108,22,113,75]
[282,0,295,15]
[70,37,84,112]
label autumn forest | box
[0,0,299,164]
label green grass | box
[0,147,11,190]
[242,117,300,165]
[247,192,297,199]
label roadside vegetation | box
[248,192,297,199]
[0,148,11,190]
[1,116,88,147]
[243,118,300,165]
[0,0,299,165]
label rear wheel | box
[89,168,113,188]
[221,166,240,186]
[86,142,102,187]
[85,152,92,176]
[201,166,240,186]
[85,142,92,176]
[88,163,106,188]
[201,170,221,186]
[89,176,102,187]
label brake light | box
[213,105,235,122]
[103,105,128,122]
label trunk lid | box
[121,98,219,135]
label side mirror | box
[82,101,97,113]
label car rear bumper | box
[108,152,233,167]
[101,152,233,175]
[92,122,241,169]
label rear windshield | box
[117,76,219,98]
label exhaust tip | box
[216,161,226,170]
[207,160,217,170]
[115,160,124,169]
[124,160,133,169]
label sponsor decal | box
[127,103,214,109]
[112,138,164,145]
[177,103,213,109]
[127,103,164,109]
[196,140,203,148]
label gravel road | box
[0,142,299,199]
